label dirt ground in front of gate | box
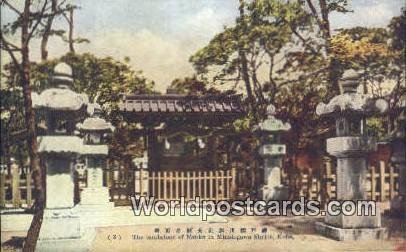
[1,215,406,252]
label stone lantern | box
[390,100,406,217]
[76,103,115,212]
[315,70,388,240]
[32,63,93,251]
[254,104,291,200]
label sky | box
[1,0,404,92]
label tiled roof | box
[118,94,245,114]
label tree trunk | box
[68,7,75,53]
[318,0,340,95]
[238,0,256,118]
[21,0,46,251]
[41,0,57,60]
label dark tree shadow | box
[2,236,25,250]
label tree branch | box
[305,0,324,34]
[0,32,23,73]
[27,0,49,42]
[290,25,318,55]
[0,37,21,51]
[2,0,22,16]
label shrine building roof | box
[118,94,246,123]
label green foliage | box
[25,53,155,114]
[189,0,404,152]
[275,80,329,150]
[168,75,222,95]
[330,11,405,120]
[0,85,26,163]
[366,117,387,140]
[190,0,307,87]
[233,114,254,133]
[1,52,155,162]
[189,27,239,82]
[189,0,331,151]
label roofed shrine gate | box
[107,92,249,205]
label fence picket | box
[380,161,385,201]
[203,171,207,200]
[193,171,196,199]
[157,172,161,199]
[371,166,376,200]
[11,165,20,207]
[187,172,191,200]
[175,171,179,199]
[0,160,401,209]
[151,171,155,196]
[163,171,167,200]
[325,161,332,200]
[389,164,395,199]
[198,171,202,200]
[26,169,32,206]
[181,172,185,197]
[0,171,5,207]
[209,171,213,200]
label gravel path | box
[2,215,405,252]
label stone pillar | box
[76,103,115,213]
[80,156,113,209]
[45,155,75,208]
[11,160,21,206]
[133,153,149,196]
[33,63,94,251]
[322,137,385,233]
[264,157,282,188]
[86,157,104,188]
[315,69,388,241]
[37,136,93,251]
[254,105,290,200]
[259,144,288,200]
[390,109,406,217]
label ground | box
[1,214,405,252]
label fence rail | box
[0,160,400,209]
[282,160,400,203]
[139,169,236,201]
[0,166,33,209]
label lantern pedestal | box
[315,136,388,240]
[78,187,115,229]
[36,136,95,251]
[315,70,389,241]
[389,111,406,218]
[79,160,114,211]
[36,208,96,252]
[258,144,288,200]
[80,187,114,209]
[315,222,387,241]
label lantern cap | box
[341,69,362,94]
[266,104,276,116]
[254,104,291,132]
[77,103,115,132]
[316,69,388,117]
[32,63,88,111]
[316,93,388,117]
[32,88,89,111]
[52,62,73,85]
